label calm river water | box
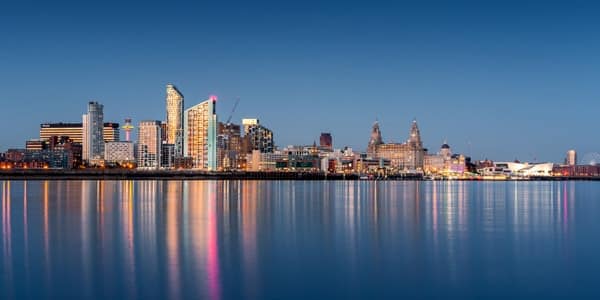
[0,180,599,299]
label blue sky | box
[1,0,599,162]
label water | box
[0,180,599,299]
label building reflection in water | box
[165,180,182,300]
[0,179,582,299]
[240,180,258,299]
[2,181,13,298]
[120,180,136,299]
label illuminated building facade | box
[40,122,119,144]
[82,101,105,163]
[166,84,184,156]
[367,121,384,156]
[242,118,274,154]
[368,120,426,170]
[25,139,47,151]
[183,97,217,170]
[105,141,135,165]
[242,118,259,135]
[218,122,242,170]
[137,120,162,169]
[566,150,577,166]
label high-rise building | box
[319,132,333,151]
[166,84,184,156]
[137,120,162,169]
[242,119,274,153]
[218,122,242,169]
[242,118,259,135]
[183,96,218,170]
[566,150,577,166]
[160,121,168,143]
[82,101,105,163]
[40,122,119,144]
[161,143,175,168]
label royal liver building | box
[367,119,426,170]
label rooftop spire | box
[367,120,384,155]
[408,119,422,147]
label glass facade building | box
[82,101,105,163]
[166,84,184,157]
[183,97,217,170]
[40,122,119,144]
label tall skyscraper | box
[566,150,577,166]
[137,120,162,169]
[82,101,104,163]
[183,96,218,170]
[166,84,184,156]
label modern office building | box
[137,120,162,169]
[103,122,120,142]
[165,84,184,156]
[566,150,577,166]
[242,118,274,153]
[218,122,242,170]
[183,96,218,170]
[82,101,105,163]
[105,141,135,165]
[161,143,175,168]
[25,139,48,151]
[319,132,333,151]
[40,122,119,144]
[242,118,259,135]
[160,121,168,142]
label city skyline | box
[2,1,600,162]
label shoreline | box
[0,170,599,181]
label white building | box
[105,142,135,165]
[479,162,554,177]
[137,120,162,169]
[566,150,577,166]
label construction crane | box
[226,97,241,124]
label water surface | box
[1,180,599,299]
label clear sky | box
[1,0,599,162]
